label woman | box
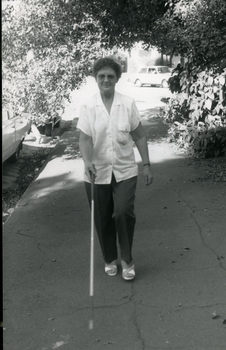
[77,57,153,281]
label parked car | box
[2,109,32,163]
[133,66,172,88]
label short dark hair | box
[92,57,122,79]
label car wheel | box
[161,79,168,88]
[10,143,21,163]
[135,79,143,87]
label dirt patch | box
[193,157,226,183]
[2,121,75,224]
[2,148,52,223]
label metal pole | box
[89,172,95,330]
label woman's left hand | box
[143,166,153,186]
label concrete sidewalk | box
[3,128,226,350]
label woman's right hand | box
[85,162,96,180]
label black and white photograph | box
[2,0,226,349]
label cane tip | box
[89,319,94,330]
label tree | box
[82,0,170,50]
[2,0,104,124]
[153,0,226,69]
[79,0,226,70]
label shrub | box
[161,90,226,158]
[161,59,226,158]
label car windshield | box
[157,67,171,73]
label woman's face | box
[95,67,119,96]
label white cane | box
[89,172,95,330]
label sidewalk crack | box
[131,283,145,350]
[178,190,226,271]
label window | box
[2,110,9,122]
[2,109,15,122]
[139,68,147,74]
[157,67,171,73]
[148,68,156,74]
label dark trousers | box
[85,173,137,264]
